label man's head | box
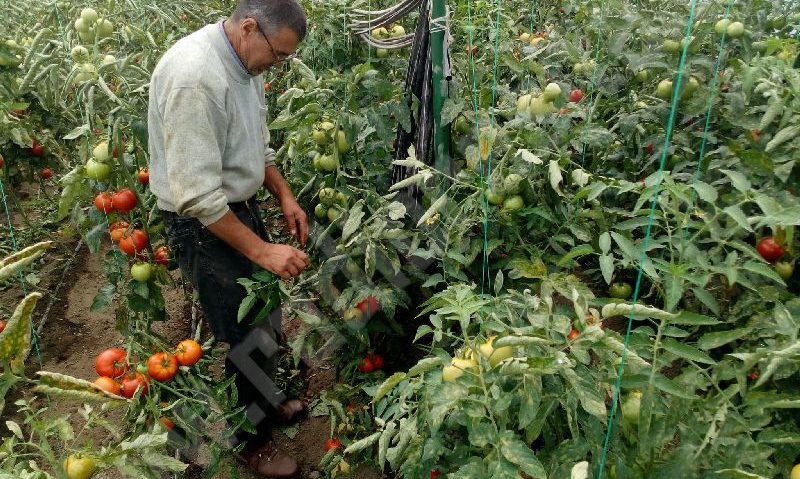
[227,0,307,75]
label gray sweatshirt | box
[147,21,276,225]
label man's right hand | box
[256,243,310,280]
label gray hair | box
[232,0,307,39]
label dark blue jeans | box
[163,202,285,445]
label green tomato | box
[316,154,339,172]
[503,173,524,195]
[85,159,111,180]
[336,130,349,154]
[391,25,406,37]
[663,39,681,53]
[74,17,90,33]
[335,191,348,208]
[80,7,98,25]
[656,79,673,100]
[726,21,744,38]
[64,454,97,479]
[541,82,562,102]
[312,129,328,145]
[327,206,342,222]
[635,70,649,82]
[775,261,794,281]
[130,263,152,282]
[376,48,389,58]
[485,188,505,206]
[714,18,731,35]
[319,188,337,206]
[529,95,556,116]
[622,391,642,426]
[453,115,471,135]
[70,45,89,62]
[609,282,633,299]
[92,141,111,163]
[95,18,114,38]
[314,203,328,220]
[516,94,532,116]
[502,195,525,211]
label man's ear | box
[240,17,259,36]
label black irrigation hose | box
[391,0,433,205]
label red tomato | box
[118,229,149,256]
[31,142,44,157]
[325,438,342,451]
[569,89,584,102]
[159,416,175,430]
[40,168,53,179]
[369,353,384,370]
[11,109,26,118]
[646,144,654,155]
[111,188,138,214]
[0,320,6,333]
[154,246,170,266]
[346,403,358,414]
[568,328,580,341]
[430,471,441,479]
[0,155,4,168]
[750,129,761,142]
[356,296,379,316]
[94,192,115,213]
[147,352,179,382]
[119,372,149,398]
[109,221,129,242]
[137,168,149,185]
[357,356,375,373]
[95,348,127,377]
[175,339,202,366]
[264,82,271,92]
[748,370,759,380]
[756,237,785,263]
[93,376,121,395]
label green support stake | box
[430,0,451,177]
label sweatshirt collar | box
[216,20,254,83]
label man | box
[147,1,310,477]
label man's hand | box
[254,243,310,280]
[280,196,308,247]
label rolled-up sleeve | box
[162,87,230,225]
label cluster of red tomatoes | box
[92,339,203,399]
[94,187,138,214]
[356,352,384,373]
[106,221,169,281]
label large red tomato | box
[94,192,115,213]
[356,296,379,316]
[118,229,149,256]
[95,348,127,377]
[119,372,149,398]
[31,141,44,157]
[757,237,785,263]
[147,352,179,382]
[175,339,202,366]
[111,188,138,214]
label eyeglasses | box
[252,19,298,62]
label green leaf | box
[723,205,753,232]
[237,294,257,323]
[343,431,381,455]
[373,373,406,403]
[719,169,751,192]
[698,328,752,350]
[742,261,786,285]
[558,244,594,266]
[441,98,464,125]
[341,203,365,242]
[599,254,614,285]
[599,232,611,254]
[670,311,720,326]
[765,125,800,153]
[141,452,188,472]
[499,436,547,478]
[120,432,168,450]
[417,194,448,227]
[661,338,714,364]
[63,124,89,140]
[692,181,718,203]
[652,374,695,399]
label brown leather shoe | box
[241,442,299,478]
[275,399,306,424]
